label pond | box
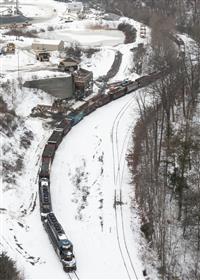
[40,29,125,47]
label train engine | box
[44,213,76,272]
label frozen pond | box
[40,29,125,47]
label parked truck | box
[36,51,50,62]
[3,43,15,54]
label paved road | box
[0,15,30,25]
[97,50,123,92]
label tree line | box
[98,1,200,278]
[125,9,200,280]
[0,252,24,280]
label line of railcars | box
[37,74,159,272]
[166,33,185,56]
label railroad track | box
[111,96,135,185]
[110,31,187,280]
[111,95,140,280]
[68,271,80,280]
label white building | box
[32,39,64,52]
[67,2,83,13]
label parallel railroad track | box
[68,271,80,280]
[111,95,139,280]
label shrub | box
[0,97,8,113]
[64,44,82,59]
[83,47,99,58]
[0,252,24,280]
[3,29,38,38]
[47,26,54,31]
[118,23,137,43]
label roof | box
[32,39,64,46]
[74,68,93,78]
[63,57,80,64]
[60,61,78,67]
[70,101,87,110]
[67,2,83,9]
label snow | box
[1,91,155,279]
[50,94,144,279]
[0,0,159,279]
[0,49,36,73]
[19,5,54,19]
[39,28,125,47]
[81,48,115,79]
[32,38,63,45]
[1,87,159,279]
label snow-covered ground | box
[0,0,158,279]
[50,93,143,279]
[1,90,159,279]
[0,0,149,81]
[19,4,55,19]
[40,28,125,47]
[81,48,115,79]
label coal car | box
[55,119,72,136]
[39,178,52,220]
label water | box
[40,29,125,47]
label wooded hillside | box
[103,0,200,279]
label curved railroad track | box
[111,95,140,279]
[110,31,186,280]
[111,96,136,185]
[34,29,185,276]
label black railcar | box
[39,179,52,220]
[39,157,51,179]
[48,130,63,150]
[135,75,151,87]
[42,144,56,162]
[96,94,111,107]
[126,81,139,93]
[109,86,127,100]
[55,119,72,136]
[84,100,97,115]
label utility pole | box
[16,0,19,14]
[18,48,20,80]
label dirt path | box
[97,50,122,92]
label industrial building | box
[32,39,64,52]
[67,2,83,13]
[73,68,93,99]
[58,57,80,72]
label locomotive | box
[44,213,76,272]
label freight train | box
[36,27,186,272]
[38,72,164,272]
